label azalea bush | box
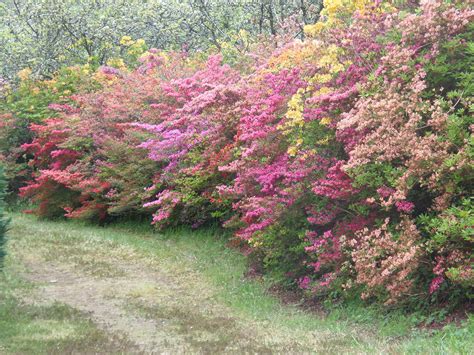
[0,65,99,199]
[18,50,226,220]
[15,0,474,308]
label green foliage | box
[420,198,473,251]
[419,198,473,290]
[350,163,403,190]
[425,22,474,154]
[257,210,310,286]
[98,135,159,217]
[412,22,474,298]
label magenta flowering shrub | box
[17,1,473,308]
[218,3,392,294]
[136,55,244,227]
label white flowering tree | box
[0,0,322,79]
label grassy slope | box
[1,213,473,354]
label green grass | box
[101,219,474,353]
[0,266,136,354]
[1,212,473,354]
[0,299,136,354]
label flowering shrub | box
[136,54,244,227]
[0,65,99,197]
[19,51,216,220]
[334,1,474,305]
[16,0,474,308]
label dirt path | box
[19,254,292,354]
[3,214,473,354]
[10,215,334,354]
[22,260,184,353]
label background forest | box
[0,0,322,80]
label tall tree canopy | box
[0,0,322,80]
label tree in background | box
[0,0,322,80]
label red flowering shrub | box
[19,52,179,219]
[0,66,99,198]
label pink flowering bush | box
[334,2,474,305]
[136,54,244,227]
[16,1,473,308]
[20,51,188,220]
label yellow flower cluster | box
[17,68,32,81]
[107,57,127,71]
[280,87,310,156]
[120,35,134,46]
[120,36,147,57]
[311,73,333,85]
[127,39,146,56]
[320,117,332,126]
[325,0,373,18]
[303,22,325,37]
[304,0,377,36]
[266,42,319,72]
[93,72,117,86]
[316,44,349,74]
[286,88,306,128]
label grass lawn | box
[1,213,472,354]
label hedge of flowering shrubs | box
[9,0,473,308]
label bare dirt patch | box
[18,253,279,354]
[11,221,300,354]
[10,215,433,354]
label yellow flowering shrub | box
[304,0,386,36]
[17,68,32,81]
